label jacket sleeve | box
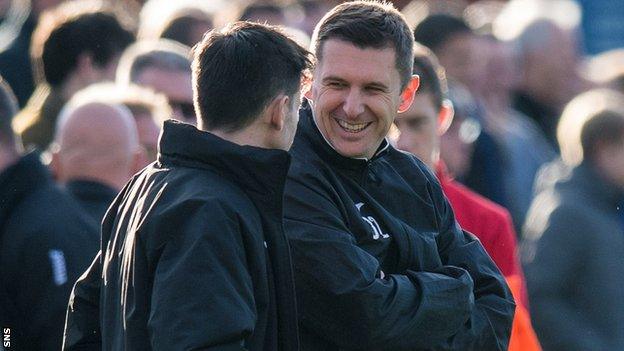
[146,202,256,351]
[428,177,516,350]
[284,175,478,350]
[63,252,103,351]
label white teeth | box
[337,119,370,133]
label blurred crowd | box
[1,0,624,350]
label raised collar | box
[296,104,390,172]
[0,152,51,226]
[157,120,291,202]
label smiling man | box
[284,1,515,350]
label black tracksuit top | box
[284,106,515,350]
[64,120,298,351]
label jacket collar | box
[296,103,390,172]
[157,120,291,206]
[0,152,51,226]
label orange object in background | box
[507,275,542,351]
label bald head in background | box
[54,102,140,191]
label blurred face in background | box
[135,67,195,124]
[435,32,486,96]
[395,92,439,168]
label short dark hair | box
[0,77,18,146]
[31,2,134,87]
[413,14,471,53]
[193,21,312,132]
[311,1,414,89]
[412,43,447,111]
[160,11,213,47]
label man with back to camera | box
[284,1,515,350]
[63,21,312,350]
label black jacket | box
[0,152,98,350]
[284,107,515,350]
[66,180,118,225]
[64,120,299,351]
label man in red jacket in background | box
[394,43,540,351]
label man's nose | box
[342,89,365,118]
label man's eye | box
[366,86,384,93]
[327,81,346,88]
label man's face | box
[395,93,439,168]
[133,113,160,166]
[135,67,195,124]
[436,33,485,94]
[308,39,406,159]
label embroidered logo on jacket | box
[355,202,390,240]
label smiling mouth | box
[336,119,372,133]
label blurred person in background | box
[0,0,63,107]
[137,2,215,47]
[522,89,624,351]
[113,83,170,166]
[414,13,508,207]
[50,85,143,224]
[394,43,541,351]
[475,33,556,232]
[12,0,134,151]
[0,77,98,350]
[583,48,624,94]
[116,39,195,124]
[494,0,587,152]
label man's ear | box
[302,74,313,101]
[268,94,290,131]
[437,99,455,135]
[398,75,420,113]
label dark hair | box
[0,77,18,146]
[311,1,414,89]
[193,21,312,132]
[160,12,213,47]
[581,110,624,162]
[413,14,471,53]
[238,3,286,23]
[31,3,134,87]
[412,43,447,110]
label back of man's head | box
[557,89,624,167]
[31,0,134,88]
[53,87,140,190]
[311,1,414,89]
[192,21,311,132]
[0,78,19,151]
[412,43,448,112]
